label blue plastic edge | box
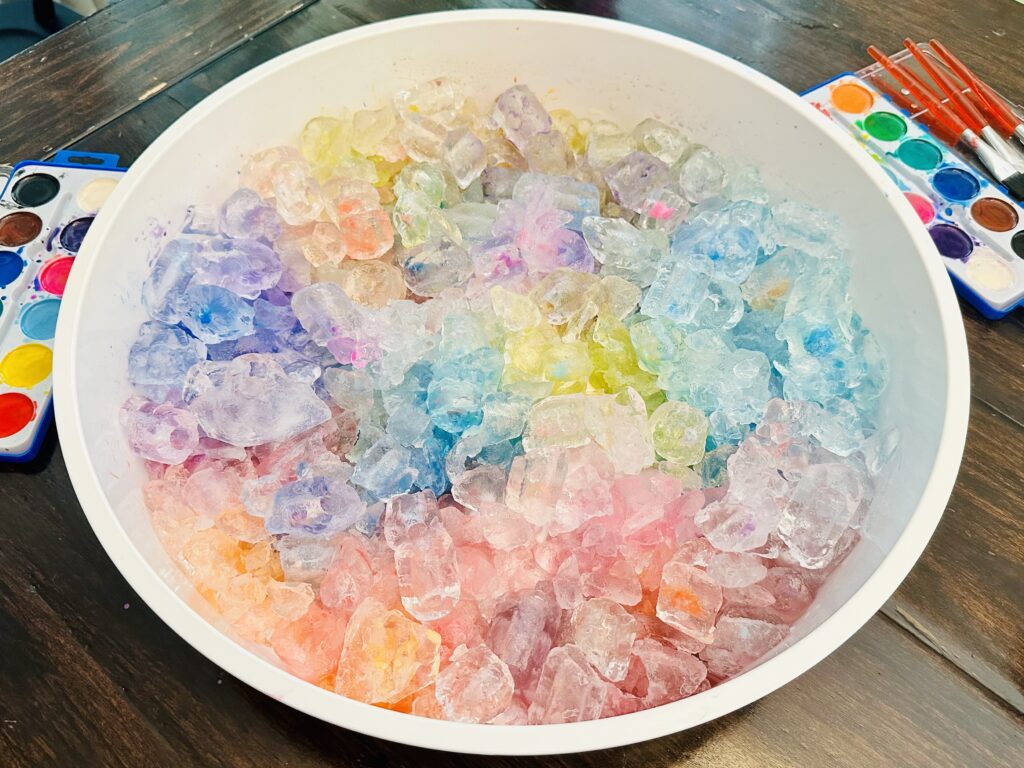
[801,72,1024,208]
[0,152,125,464]
[800,72,1021,319]
[49,150,122,170]
[2,153,126,200]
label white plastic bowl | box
[53,10,970,755]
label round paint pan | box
[964,247,1016,292]
[1012,230,1024,259]
[0,212,43,247]
[970,198,1019,233]
[38,256,75,297]
[0,251,25,287]
[895,139,942,171]
[0,392,36,439]
[931,168,981,202]
[904,193,935,224]
[59,216,95,253]
[830,81,873,114]
[11,173,60,207]
[0,343,52,388]
[19,299,61,341]
[76,177,120,213]
[863,111,906,141]
[929,223,974,260]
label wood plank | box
[0,0,1021,764]
[66,0,372,164]
[883,398,1024,713]
[1,452,1020,768]
[64,0,1024,711]
[68,95,190,167]
[0,445,349,767]
[2,438,1019,766]
[67,0,540,162]
[0,562,182,768]
[961,304,1024,427]
[648,615,1024,768]
[0,0,317,162]
[531,0,1023,97]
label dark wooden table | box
[1,1,1021,765]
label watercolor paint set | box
[0,151,124,462]
[802,44,1024,320]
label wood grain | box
[1,443,1020,767]
[884,397,1024,713]
[66,0,1024,715]
[962,306,1024,427]
[1,0,1022,765]
[67,0,374,164]
[0,0,317,162]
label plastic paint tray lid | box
[52,11,970,755]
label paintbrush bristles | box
[867,43,1024,198]
[901,40,1024,169]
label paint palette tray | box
[803,71,1024,319]
[0,151,125,461]
[855,42,1024,156]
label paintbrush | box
[868,51,991,151]
[901,39,1024,170]
[867,46,1024,200]
[869,76,961,147]
[929,39,1024,146]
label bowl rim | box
[53,8,970,755]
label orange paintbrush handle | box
[871,76,960,146]
[929,39,1021,136]
[867,46,969,139]
[903,38,987,133]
